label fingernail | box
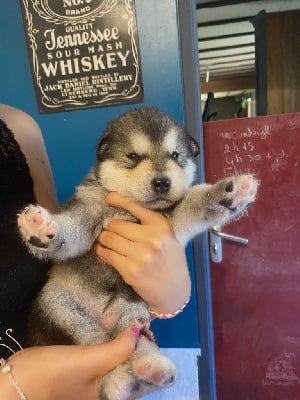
[132,327,140,339]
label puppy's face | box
[96,107,199,210]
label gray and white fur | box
[18,107,258,400]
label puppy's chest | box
[53,254,138,309]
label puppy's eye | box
[171,151,179,160]
[127,152,140,162]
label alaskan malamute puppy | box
[18,107,258,400]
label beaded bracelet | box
[0,358,27,400]
[149,296,190,319]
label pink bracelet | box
[149,297,190,319]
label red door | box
[203,113,300,400]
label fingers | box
[98,226,158,261]
[100,219,147,244]
[79,326,139,380]
[96,327,138,372]
[94,235,152,284]
[105,192,168,226]
[94,243,136,278]
[103,192,174,244]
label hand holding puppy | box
[94,192,191,316]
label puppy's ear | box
[189,136,200,157]
[96,132,109,161]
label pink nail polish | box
[132,327,140,339]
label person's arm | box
[94,192,191,316]
[0,326,139,400]
[0,104,58,211]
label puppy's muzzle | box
[152,177,171,194]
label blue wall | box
[0,0,199,348]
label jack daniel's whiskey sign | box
[20,0,144,113]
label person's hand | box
[94,192,191,315]
[0,326,139,400]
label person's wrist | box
[0,358,26,400]
[149,296,190,319]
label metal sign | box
[21,0,144,113]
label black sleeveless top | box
[0,119,50,358]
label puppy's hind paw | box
[99,362,152,400]
[131,339,177,387]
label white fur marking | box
[130,132,151,154]
[163,129,178,153]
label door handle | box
[209,225,248,263]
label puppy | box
[18,107,258,400]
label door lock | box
[209,225,248,263]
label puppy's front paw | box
[218,175,258,212]
[18,205,58,252]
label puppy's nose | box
[152,177,171,193]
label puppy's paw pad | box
[218,175,258,211]
[219,198,233,208]
[18,205,57,248]
[151,370,175,385]
[225,180,234,192]
[228,175,258,210]
[133,358,176,387]
[99,363,146,400]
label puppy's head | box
[96,107,199,210]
